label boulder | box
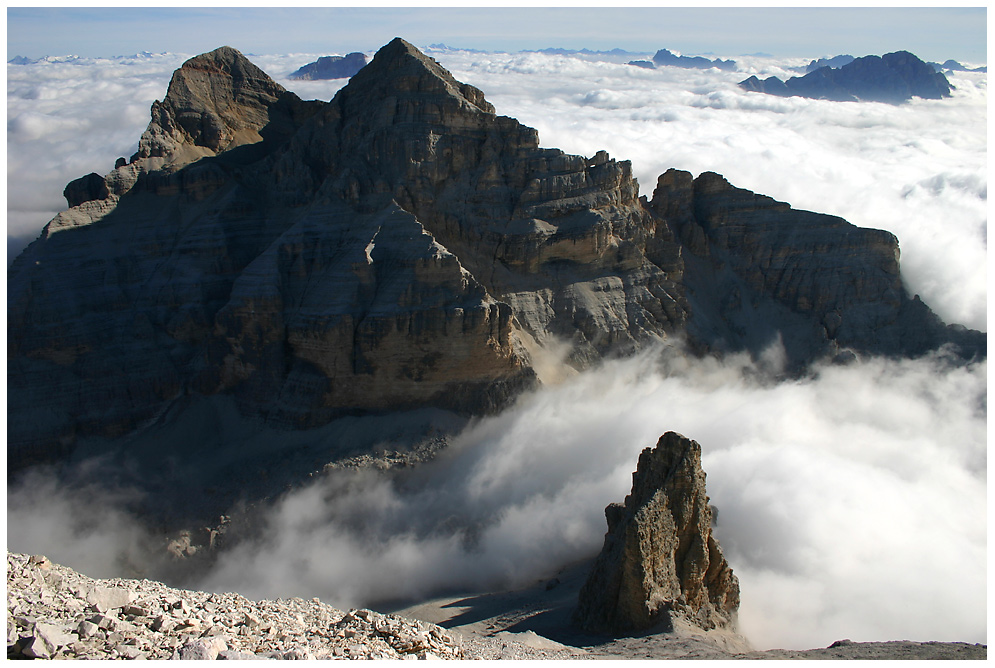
[21,622,75,659]
[573,432,739,635]
[177,636,228,660]
[85,586,137,612]
[62,172,110,207]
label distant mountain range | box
[7,52,171,65]
[627,48,736,71]
[740,50,954,104]
[803,53,986,75]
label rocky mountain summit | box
[8,39,983,491]
[574,432,739,635]
[740,50,953,103]
[290,53,368,80]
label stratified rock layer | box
[574,432,739,635]
[8,39,984,472]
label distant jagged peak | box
[342,37,495,115]
[289,52,368,80]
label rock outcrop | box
[8,39,983,477]
[573,432,739,635]
[290,52,368,80]
[740,50,952,103]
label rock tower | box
[574,432,739,634]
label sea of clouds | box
[6,46,988,651]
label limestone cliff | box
[573,432,739,635]
[7,39,984,472]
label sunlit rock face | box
[573,432,740,635]
[7,39,983,470]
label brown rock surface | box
[573,432,739,635]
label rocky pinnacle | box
[573,432,740,635]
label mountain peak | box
[131,45,293,167]
[178,45,265,77]
[343,37,495,114]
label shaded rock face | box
[290,53,368,80]
[7,39,983,471]
[573,432,739,635]
[649,169,984,363]
[740,50,952,104]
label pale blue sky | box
[6,7,988,64]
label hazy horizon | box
[6,7,988,65]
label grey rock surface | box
[573,432,739,635]
[394,554,986,660]
[5,551,467,660]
